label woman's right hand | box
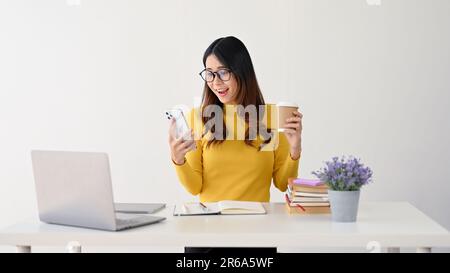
[168,118,196,165]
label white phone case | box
[165,109,192,140]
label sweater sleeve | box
[172,108,204,195]
[272,132,300,192]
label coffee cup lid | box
[276,101,298,107]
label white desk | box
[1,202,449,253]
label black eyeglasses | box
[199,68,232,82]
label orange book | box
[285,203,331,214]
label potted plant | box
[312,156,373,222]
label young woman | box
[168,36,303,203]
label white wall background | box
[1,0,450,252]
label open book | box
[173,200,266,216]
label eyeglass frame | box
[198,68,232,82]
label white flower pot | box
[328,190,360,222]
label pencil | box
[199,202,208,211]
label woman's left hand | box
[283,110,303,160]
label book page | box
[173,202,220,216]
[218,200,266,215]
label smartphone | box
[165,108,192,140]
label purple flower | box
[312,155,373,191]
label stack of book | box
[285,178,331,214]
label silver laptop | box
[31,150,166,231]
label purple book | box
[293,178,324,187]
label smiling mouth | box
[216,88,229,97]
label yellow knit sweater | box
[172,105,300,202]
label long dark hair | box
[201,36,272,150]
